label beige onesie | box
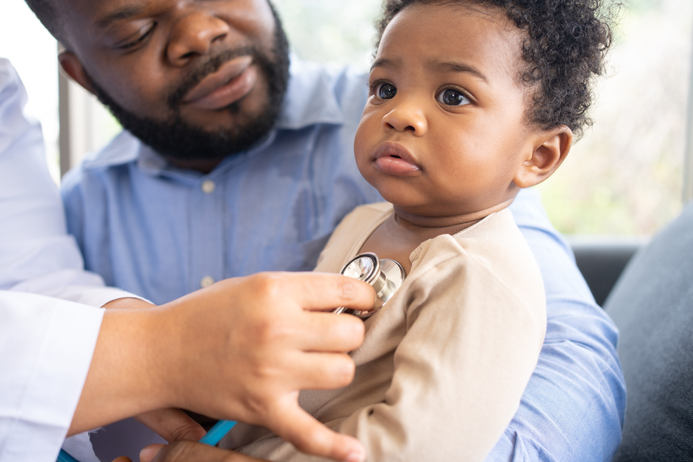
[221,202,546,461]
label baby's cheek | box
[353,119,373,163]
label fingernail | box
[344,451,366,462]
[140,445,164,462]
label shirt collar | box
[275,56,345,129]
[80,57,345,173]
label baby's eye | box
[376,83,397,100]
[437,88,470,106]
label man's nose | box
[167,12,231,66]
[381,100,428,136]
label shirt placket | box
[189,177,224,292]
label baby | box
[222,0,614,460]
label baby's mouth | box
[372,142,421,176]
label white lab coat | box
[0,58,134,462]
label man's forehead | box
[59,0,238,27]
[58,0,154,25]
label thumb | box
[268,402,366,462]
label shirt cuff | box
[60,285,151,309]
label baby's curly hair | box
[375,0,619,138]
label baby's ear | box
[514,126,573,189]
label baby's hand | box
[136,408,206,443]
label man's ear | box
[514,126,573,188]
[59,51,96,95]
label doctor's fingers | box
[294,310,366,352]
[282,350,357,391]
[270,272,376,313]
[139,442,265,462]
[266,401,366,462]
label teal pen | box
[199,420,237,446]
[55,420,237,462]
[58,449,79,462]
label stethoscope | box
[332,252,406,318]
[57,253,406,461]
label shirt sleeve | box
[486,188,626,462]
[0,291,104,462]
[0,58,136,307]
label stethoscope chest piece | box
[333,252,406,319]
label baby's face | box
[354,2,540,219]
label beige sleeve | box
[243,236,545,462]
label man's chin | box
[139,113,278,161]
[178,103,260,133]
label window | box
[2,0,122,181]
[537,0,693,236]
[0,0,59,180]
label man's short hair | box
[25,0,66,46]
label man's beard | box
[88,6,290,161]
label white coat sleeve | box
[0,291,104,462]
[0,58,142,462]
[0,58,135,308]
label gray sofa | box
[603,202,693,461]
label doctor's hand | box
[73,272,374,462]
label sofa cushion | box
[605,202,693,461]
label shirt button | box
[201,180,216,194]
[200,276,215,288]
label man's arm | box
[489,189,625,461]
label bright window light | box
[0,0,59,181]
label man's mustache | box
[167,46,257,109]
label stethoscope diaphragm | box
[333,252,405,319]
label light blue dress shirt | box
[62,58,625,461]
